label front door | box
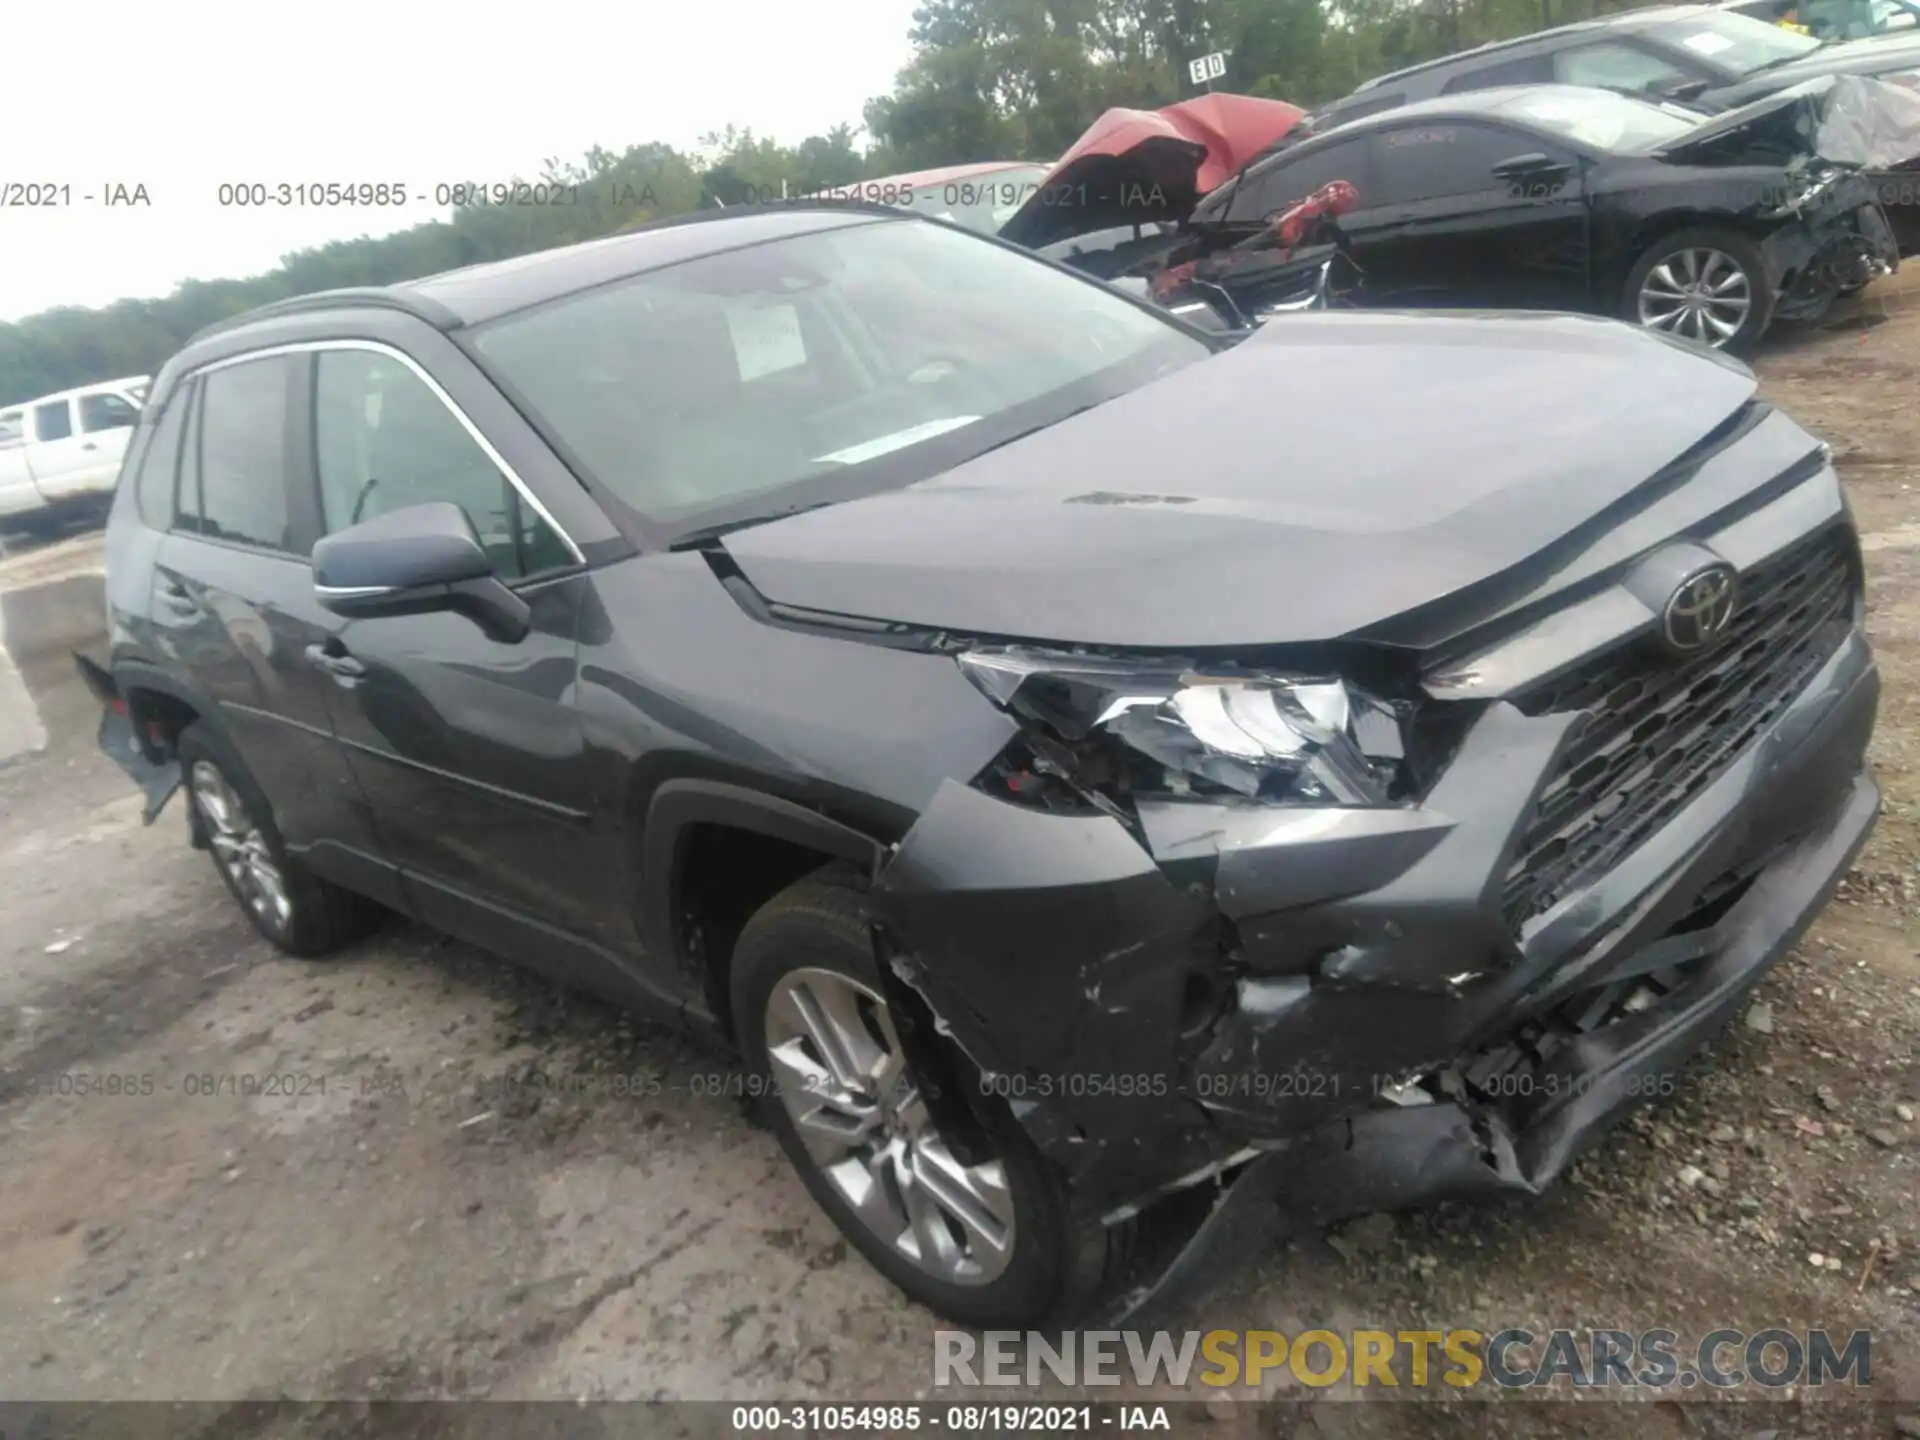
[1353,121,1591,311]
[297,343,605,950]
[147,360,390,897]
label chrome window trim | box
[180,338,586,566]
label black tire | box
[176,723,381,958]
[1621,226,1775,357]
[730,869,1129,1327]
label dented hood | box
[719,311,1761,650]
[998,93,1306,249]
[1656,73,1920,168]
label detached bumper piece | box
[74,653,180,824]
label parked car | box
[1170,81,1900,351]
[0,375,149,528]
[1310,4,1920,248]
[79,203,1879,1325]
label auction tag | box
[726,301,807,381]
[1680,30,1736,54]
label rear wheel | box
[177,724,381,957]
[1623,227,1774,355]
[730,870,1129,1325]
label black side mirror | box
[313,501,531,643]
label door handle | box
[304,641,367,681]
[159,580,200,616]
[81,441,98,452]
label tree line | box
[1,0,1637,405]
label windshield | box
[1650,10,1823,73]
[1500,87,1701,150]
[470,215,1206,540]
[896,165,1053,232]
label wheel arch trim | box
[638,777,888,980]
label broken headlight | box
[958,647,1413,810]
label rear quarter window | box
[131,393,188,531]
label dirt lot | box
[0,292,1916,1439]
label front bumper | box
[1768,194,1900,318]
[878,624,1877,1215]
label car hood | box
[998,93,1306,249]
[1660,72,1920,168]
[719,312,1760,650]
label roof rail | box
[186,287,463,346]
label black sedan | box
[1161,82,1898,351]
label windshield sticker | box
[725,302,807,381]
[813,416,981,466]
[1679,30,1737,55]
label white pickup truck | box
[0,376,149,525]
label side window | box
[79,391,141,433]
[1442,53,1555,92]
[1229,138,1373,222]
[189,356,294,551]
[34,400,74,443]
[1369,123,1554,206]
[0,411,23,449]
[133,393,189,531]
[1554,42,1695,94]
[312,349,570,580]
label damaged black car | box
[1139,79,1906,352]
[81,202,1879,1327]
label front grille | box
[1501,528,1856,930]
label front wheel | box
[1622,227,1775,355]
[730,871,1128,1326]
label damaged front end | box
[868,512,1880,1317]
[1661,74,1920,304]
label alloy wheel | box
[1637,247,1752,348]
[763,966,1017,1286]
[191,760,293,931]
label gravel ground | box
[0,290,1915,1439]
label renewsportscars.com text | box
[934,1327,1873,1390]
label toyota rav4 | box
[80,204,1879,1326]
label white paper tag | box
[726,302,807,381]
[1680,30,1737,55]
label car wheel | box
[176,723,381,958]
[730,869,1129,1326]
[1623,228,1775,355]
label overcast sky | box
[0,0,919,322]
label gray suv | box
[81,202,1880,1325]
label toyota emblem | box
[1662,565,1738,653]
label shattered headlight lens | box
[957,647,1412,808]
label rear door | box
[148,355,394,902]
[1352,120,1591,310]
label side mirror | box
[313,501,531,643]
[1662,77,1713,102]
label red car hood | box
[998,92,1305,248]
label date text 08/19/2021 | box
[730,1404,1171,1432]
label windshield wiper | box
[666,500,839,550]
